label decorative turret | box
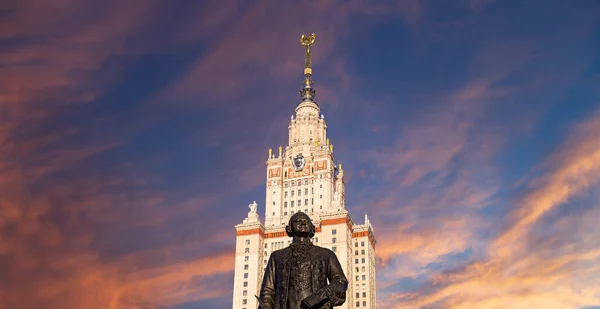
[289,33,325,148]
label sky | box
[1,0,599,308]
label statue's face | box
[290,213,312,237]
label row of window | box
[356,292,367,298]
[355,258,366,264]
[285,179,311,187]
[246,238,365,253]
[281,207,321,216]
[251,247,365,256]
[283,170,327,179]
[355,266,366,273]
[283,198,317,207]
[282,187,314,197]
[355,274,366,281]
[356,301,367,307]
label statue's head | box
[286,212,315,238]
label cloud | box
[382,109,600,309]
[0,2,242,308]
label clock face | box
[293,154,305,172]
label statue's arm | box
[325,250,348,306]
[258,254,276,309]
[303,250,348,308]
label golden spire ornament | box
[299,33,317,102]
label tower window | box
[332,238,336,243]
[245,239,250,245]
[243,282,248,287]
[305,188,308,195]
[298,200,301,206]
[245,248,249,253]
[298,189,301,195]
[297,181,301,186]
[332,246,336,252]
[291,201,294,206]
[244,264,248,270]
[304,180,308,185]
[284,202,287,208]
[305,199,308,205]
[285,191,288,197]
[272,201,275,205]
[332,229,337,235]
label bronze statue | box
[257,212,348,309]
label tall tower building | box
[232,33,377,309]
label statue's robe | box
[258,243,348,309]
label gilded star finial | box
[300,33,316,74]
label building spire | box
[299,33,317,102]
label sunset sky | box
[1,0,600,308]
